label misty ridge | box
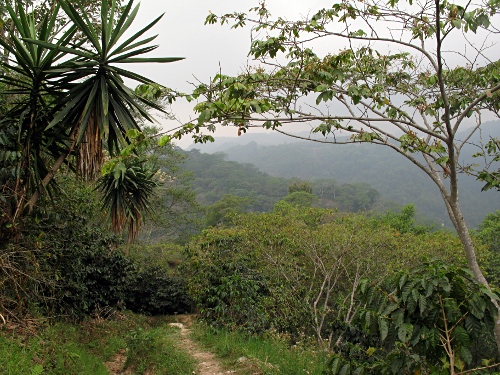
[185,120,500,228]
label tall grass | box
[0,335,44,375]
[0,325,109,375]
[192,323,329,375]
[125,325,196,374]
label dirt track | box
[170,320,235,375]
[104,315,235,375]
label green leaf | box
[58,0,102,54]
[339,364,351,375]
[453,326,470,347]
[391,308,405,326]
[315,84,329,92]
[397,323,413,343]
[411,288,419,303]
[113,161,127,180]
[419,294,427,315]
[158,135,171,147]
[460,346,473,365]
[110,35,158,57]
[116,57,184,64]
[101,75,109,116]
[469,295,486,319]
[330,357,341,374]
[480,286,499,301]
[24,39,96,59]
[379,317,389,341]
[452,19,462,29]
[399,273,408,289]
[428,327,440,347]
[109,13,165,58]
[198,109,212,125]
[382,302,398,316]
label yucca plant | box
[0,2,78,226]
[96,152,157,253]
[0,0,182,233]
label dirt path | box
[169,317,236,375]
[104,349,127,375]
[104,315,234,375]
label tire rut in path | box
[169,322,236,375]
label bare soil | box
[169,315,236,375]
[104,349,127,375]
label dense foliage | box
[185,205,477,347]
[0,176,191,320]
[0,0,180,243]
[193,130,500,227]
[327,262,499,374]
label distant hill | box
[186,131,304,153]
[182,149,383,215]
[185,121,500,227]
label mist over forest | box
[185,121,500,227]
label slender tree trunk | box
[444,191,500,356]
[25,151,69,213]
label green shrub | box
[1,176,191,320]
[125,265,191,315]
[128,242,186,270]
[185,207,474,347]
[35,228,134,319]
[186,233,271,333]
[325,261,499,374]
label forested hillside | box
[188,122,500,227]
[182,148,383,217]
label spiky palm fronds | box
[96,156,157,251]
[0,0,183,222]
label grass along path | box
[0,313,197,375]
[101,314,236,375]
[190,322,330,375]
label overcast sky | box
[132,0,328,89]
[127,0,498,148]
[129,0,329,147]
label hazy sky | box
[127,0,498,148]
[129,0,327,147]
[132,0,327,89]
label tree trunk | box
[25,151,69,213]
[446,195,500,357]
[25,126,79,214]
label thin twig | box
[456,362,500,375]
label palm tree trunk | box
[25,126,79,214]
